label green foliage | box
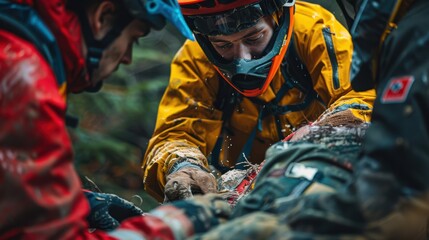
[67,24,186,211]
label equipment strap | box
[210,39,324,173]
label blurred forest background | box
[66,24,186,211]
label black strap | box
[211,78,242,173]
[71,1,133,92]
[210,41,324,173]
[0,0,66,86]
[65,114,79,129]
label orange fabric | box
[179,0,261,15]
[0,3,181,239]
[215,6,296,97]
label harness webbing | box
[211,42,325,173]
[211,0,360,173]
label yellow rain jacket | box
[143,1,375,201]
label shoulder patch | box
[381,76,415,103]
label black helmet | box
[76,0,194,91]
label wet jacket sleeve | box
[0,30,92,239]
[294,2,375,121]
[142,41,223,201]
[350,0,401,91]
[0,31,195,240]
[359,0,429,192]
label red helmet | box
[179,0,296,97]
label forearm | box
[323,89,375,123]
[143,138,209,201]
[143,110,222,200]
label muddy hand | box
[164,167,217,202]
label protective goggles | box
[185,0,291,36]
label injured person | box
[197,117,426,239]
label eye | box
[133,31,147,46]
[245,33,264,45]
[214,42,232,49]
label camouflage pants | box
[194,196,428,240]
[194,143,429,239]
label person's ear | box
[89,1,116,40]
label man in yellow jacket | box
[142,0,375,202]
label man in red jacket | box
[0,0,231,239]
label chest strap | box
[211,45,325,173]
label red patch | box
[381,76,415,103]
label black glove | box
[83,190,144,230]
[151,194,232,236]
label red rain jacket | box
[0,0,182,239]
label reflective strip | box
[332,103,371,112]
[284,0,296,7]
[108,229,146,240]
[150,208,189,240]
[322,27,340,89]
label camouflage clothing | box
[192,125,365,238]
[192,212,283,240]
[151,193,232,238]
[232,124,366,216]
[194,0,429,238]
[195,123,428,239]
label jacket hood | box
[12,0,90,93]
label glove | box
[164,165,217,202]
[315,108,365,127]
[288,109,366,142]
[151,193,232,238]
[83,190,144,230]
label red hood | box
[12,0,91,93]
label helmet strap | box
[76,8,132,91]
[195,5,294,97]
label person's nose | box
[121,45,133,65]
[234,44,252,60]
